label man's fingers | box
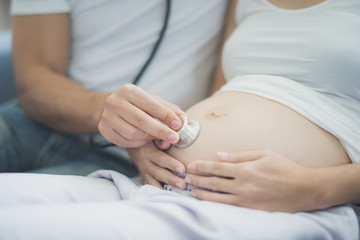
[187,161,235,178]
[153,96,189,130]
[152,139,172,151]
[100,110,149,141]
[98,124,148,148]
[121,84,183,132]
[109,99,179,144]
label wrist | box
[308,164,357,210]
[305,167,334,210]
[89,92,111,133]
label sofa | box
[0,30,16,103]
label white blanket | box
[0,170,358,240]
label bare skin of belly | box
[167,92,350,170]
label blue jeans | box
[0,99,138,176]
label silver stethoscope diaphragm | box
[174,115,201,148]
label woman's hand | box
[99,84,185,148]
[127,143,186,189]
[185,149,325,213]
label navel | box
[207,112,228,119]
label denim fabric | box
[0,99,138,176]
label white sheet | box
[0,170,358,240]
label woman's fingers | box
[187,149,319,212]
[185,174,235,194]
[217,149,269,163]
[149,166,186,189]
[127,144,186,189]
[149,147,185,174]
[146,148,186,188]
[190,189,239,206]
[142,173,162,189]
[187,161,236,178]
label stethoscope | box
[91,0,200,149]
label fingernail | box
[185,176,191,184]
[190,191,196,198]
[171,120,181,130]
[217,152,230,161]
[175,167,184,174]
[188,162,196,171]
[176,182,183,189]
[168,132,178,143]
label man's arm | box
[12,14,109,133]
[13,14,182,146]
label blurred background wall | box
[0,0,11,30]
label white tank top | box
[221,0,360,162]
[11,0,227,110]
[223,0,360,102]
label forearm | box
[12,14,109,133]
[316,162,360,209]
[18,64,109,133]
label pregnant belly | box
[167,91,350,169]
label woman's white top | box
[11,0,227,110]
[221,0,360,163]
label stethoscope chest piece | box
[174,115,201,149]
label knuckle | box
[123,127,138,140]
[149,102,161,115]
[104,94,118,108]
[117,84,137,100]
[99,110,112,125]
[119,83,134,92]
[229,197,239,206]
[170,177,180,187]
[234,163,244,173]
[156,126,171,140]
[113,136,139,148]
[157,154,168,166]
[208,178,220,191]
[116,139,130,148]
[214,163,227,176]
[152,95,162,102]
[192,189,202,199]
[133,114,146,126]
[98,121,106,135]
[188,175,198,186]
[137,161,149,171]
[242,163,255,173]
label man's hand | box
[185,149,325,213]
[127,144,186,189]
[99,84,185,148]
